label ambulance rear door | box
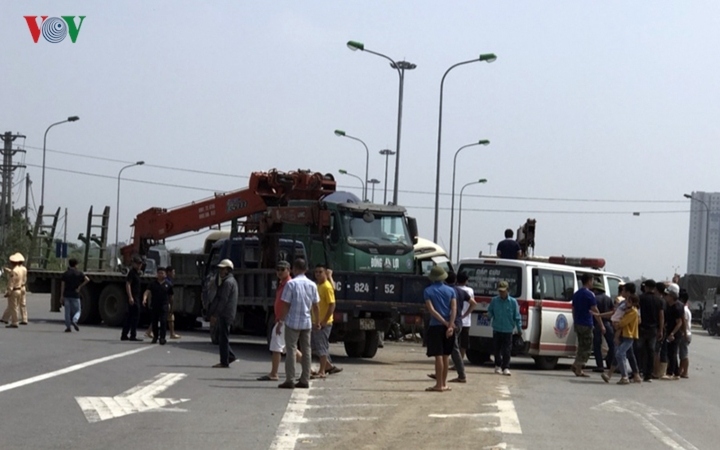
[531,267,577,357]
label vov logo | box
[24,16,86,43]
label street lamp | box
[42,115,80,206]
[685,193,711,274]
[335,129,369,200]
[457,179,488,260]
[115,161,145,266]
[347,40,416,205]
[367,178,380,203]
[379,149,396,204]
[448,140,490,260]
[433,53,497,242]
[339,169,366,200]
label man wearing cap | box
[258,260,292,381]
[591,281,615,372]
[571,274,605,377]
[487,280,522,376]
[277,258,320,389]
[423,265,456,392]
[142,267,173,345]
[2,253,26,328]
[661,283,686,380]
[207,259,239,368]
[121,256,144,341]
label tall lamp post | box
[367,178,380,203]
[448,139,490,260]
[339,169,366,200]
[379,149,396,204]
[347,41,416,205]
[334,130,369,200]
[115,161,145,265]
[433,53,497,242]
[42,115,79,206]
[457,179,487,260]
[685,193,711,274]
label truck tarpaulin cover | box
[679,274,720,301]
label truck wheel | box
[361,331,380,358]
[708,327,718,337]
[78,287,101,325]
[533,356,559,370]
[98,285,127,327]
[466,350,490,365]
[344,340,365,358]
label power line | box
[405,205,690,215]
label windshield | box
[343,213,411,246]
[460,264,523,297]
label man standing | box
[487,281,522,376]
[311,264,337,378]
[661,283,685,380]
[446,272,469,382]
[679,289,691,378]
[277,259,319,389]
[636,279,664,382]
[60,258,90,332]
[143,267,173,345]
[423,265,456,392]
[121,256,144,341]
[207,259,238,368]
[571,274,604,377]
[591,281,615,372]
[258,261,292,381]
[3,253,26,328]
[457,272,477,362]
[496,229,522,260]
[166,266,181,340]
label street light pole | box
[367,178,380,203]
[685,193,711,274]
[379,149,395,205]
[115,161,145,266]
[433,53,497,243]
[334,130,370,200]
[347,41,416,205]
[339,169,366,200]
[448,140,490,260]
[457,179,487,261]
[42,115,79,207]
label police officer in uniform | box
[121,256,144,341]
[143,267,173,345]
[2,253,26,328]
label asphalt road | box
[1,294,717,450]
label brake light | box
[518,300,529,329]
[333,312,348,323]
[400,315,422,325]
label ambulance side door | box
[532,268,577,356]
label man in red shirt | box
[258,261,293,381]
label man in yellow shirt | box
[2,253,27,328]
[311,264,338,378]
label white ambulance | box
[456,256,623,370]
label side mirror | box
[195,257,206,279]
[407,216,419,244]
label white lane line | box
[304,416,378,422]
[270,388,310,450]
[0,346,152,394]
[306,403,396,409]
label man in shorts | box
[311,264,337,378]
[423,265,456,392]
[258,261,292,381]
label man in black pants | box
[208,259,239,368]
[121,256,144,342]
[661,283,686,380]
[635,279,664,381]
[143,267,173,345]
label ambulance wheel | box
[466,349,490,365]
[533,356,558,370]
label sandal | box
[427,373,437,380]
[617,378,630,385]
[256,375,279,381]
[310,373,326,380]
[425,386,444,392]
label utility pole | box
[63,207,68,268]
[0,131,27,246]
[24,174,31,225]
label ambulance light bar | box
[547,256,606,269]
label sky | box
[3,1,720,280]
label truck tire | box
[361,331,380,358]
[78,288,100,325]
[344,339,365,358]
[708,327,718,337]
[98,284,128,327]
[466,350,490,365]
[533,356,559,370]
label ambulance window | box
[532,269,575,301]
[607,278,622,296]
[461,264,522,297]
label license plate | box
[476,315,491,327]
[359,318,376,330]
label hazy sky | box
[4,1,720,280]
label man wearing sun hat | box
[423,265,456,392]
[2,253,27,328]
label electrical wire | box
[404,205,691,215]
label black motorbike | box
[702,304,720,336]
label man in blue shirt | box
[423,265,456,392]
[571,273,605,377]
[487,280,522,375]
[496,229,522,259]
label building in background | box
[687,191,720,275]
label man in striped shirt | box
[277,259,320,389]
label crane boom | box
[121,169,335,262]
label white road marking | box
[305,403,396,409]
[75,372,190,423]
[270,387,310,450]
[0,346,151,394]
[593,399,699,450]
[304,416,378,422]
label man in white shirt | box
[457,272,477,362]
[679,289,692,378]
